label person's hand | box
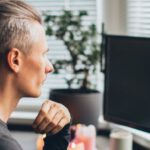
[32,100,71,135]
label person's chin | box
[33,91,41,97]
[31,85,43,97]
[26,90,41,98]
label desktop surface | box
[10,128,150,150]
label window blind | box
[127,0,150,37]
[10,0,101,124]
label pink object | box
[67,141,84,150]
[75,125,96,150]
[75,135,95,150]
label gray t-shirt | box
[0,120,22,150]
[0,120,70,150]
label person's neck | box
[0,95,19,123]
[0,76,21,123]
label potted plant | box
[44,10,102,127]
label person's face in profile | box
[18,23,54,97]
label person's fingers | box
[32,100,50,129]
[37,105,61,132]
[51,117,68,134]
[32,99,71,134]
[44,110,64,133]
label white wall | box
[103,0,127,35]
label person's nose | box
[45,59,54,74]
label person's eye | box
[43,49,50,58]
[43,51,47,56]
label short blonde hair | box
[0,0,42,54]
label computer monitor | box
[103,34,150,133]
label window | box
[127,0,150,37]
[10,0,102,124]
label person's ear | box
[7,48,22,73]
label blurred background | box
[9,0,150,128]
[7,0,150,150]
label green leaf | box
[46,26,53,35]
[79,10,88,16]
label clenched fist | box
[32,100,71,135]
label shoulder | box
[0,121,22,150]
[0,134,22,150]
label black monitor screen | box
[103,35,150,133]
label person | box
[0,0,71,149]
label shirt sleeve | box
[43,123,71,150]
[0,135,22,150]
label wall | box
[103,0,127,35]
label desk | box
[11,131,110,150]
[11,131,149,150]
